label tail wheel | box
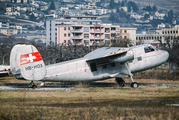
[32,85,37,89]
[30,81,37,89]
[131,82,138,88]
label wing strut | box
[124,62,138,88]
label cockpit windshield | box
[150,45,162,51]
[144,45,155,53]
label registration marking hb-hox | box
[25,64,43,71]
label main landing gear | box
[115,77,138,88]
[124,62,138,88]
[30,81,37,89]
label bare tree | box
[111,33,133,47]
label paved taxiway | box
[0,83,178,91]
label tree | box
[110,0,116,9]
[143,5,152,12]
[111,35,133,47]
[29,13,37,21]
[116,8,120,13]
[49,0,55,10]
[127,1,139,12]
[168,10,173,24]
[127,4,132,12]
[0,3,6,13]
[163,10,173,24]
[157,36,179,67]
[152,5,157,11]
[150,18,162,27]
[144,14,150,20]
[109,12,120,23]
[96,2,101,7]
[147,5,152,12]
[111,33,134,47]
[121,1,125,7]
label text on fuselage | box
[25,64,43,71]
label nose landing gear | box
[124,62,139,88]
[131,82,138,88]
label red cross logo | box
[20,52,43,65]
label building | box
[46,16,137,46]
[56,24,117,46]
[0,28,18,36]
[136,27,179,46]
[116,28,137,44]
[46,16,101,45]
[6,3,36,13]
[12,32,46,43]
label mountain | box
[129,0,179,13]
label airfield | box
[1,75,179,120]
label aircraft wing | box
[84,47,133,62]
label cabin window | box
[90,63,97,72]
[103,65,107,69]
[137,57,142,61]
[111,63,116,67]
[144,46,155,53]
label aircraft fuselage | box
[42,44,169,82]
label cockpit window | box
[144,46,155,53]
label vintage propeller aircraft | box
[10,44,169,88]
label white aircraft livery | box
[10,44,169,88]
[0,65,10,77]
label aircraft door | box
[90,62,97,72]
[89,62,98,76]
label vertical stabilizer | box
[10,44,46,81]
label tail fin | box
[10,44,46,81]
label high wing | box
[84,47,134,63]
[84,47,135,79]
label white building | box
[46,16,101,46]
[136,27,179,46]
[46,16,137,46]
[0,28,18,36]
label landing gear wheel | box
[32,84,37,89]
[30,81,37,89]
[115,78,125,87]
[131,82,138,88]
